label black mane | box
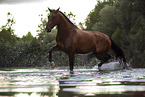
[59,11,77,27]
[50,10,77,27]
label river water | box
[0,67,145,97]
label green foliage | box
[129,27,145,67]
[85,0,117,30]
[135,27,145,53]
[0,12,17,45]
[85,1,105,30]
[112,26,122,47]
[1,12,15,33]
[0,29,16,45]
[135,27,144,37]
[0,12,45,67]
[92,5,118,36]
[64,12,76,24]
[22,32,35,43]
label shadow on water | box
[0,68,145,97]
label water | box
[0,68,145,97]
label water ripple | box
[0,68,144,97]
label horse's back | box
[75,29,111,53]
[86,31,111,53]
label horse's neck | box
[57,15,77,39]
[57,21,71,35]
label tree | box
[129,27,145,67]
[85,0,117,31]
[112,26,122,47]
[0,12,17,45]
[0,12,17,67]
[85,1,105,30]
[22,32,35,43]
[92,5,118,36]
[0,29,16,45]
[135,27,145,52]
[1,12,15,35]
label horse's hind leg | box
[93,53,111,69]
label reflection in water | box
[58,70,145,97]
[0,68,145,97]
[0,69,61,97]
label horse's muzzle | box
[45,27,51,32]
[47,29,51,32]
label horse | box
[45,8,127,71]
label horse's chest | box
[56,37,66,49]
[57,41,65,49]
[56,36,74,52]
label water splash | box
[93,60,132,71]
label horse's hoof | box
[51,61,55,69]
[49,59,52,62]
[69,71,74,74]
[98,66,101,71]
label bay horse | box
[45,8,127,71]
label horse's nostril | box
[45,27,51,32]
[47,29,51,32]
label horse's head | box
[45,7,60,32]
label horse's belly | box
[75,49,92,54]
[76,37,95,53]
[75,44,95,54]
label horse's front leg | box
[68,53,75,72]
[49,45,60,67]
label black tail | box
[110,38,127,67]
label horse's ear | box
[48,7,52,12]
[54,7,60,14]
[56,7,60,12]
